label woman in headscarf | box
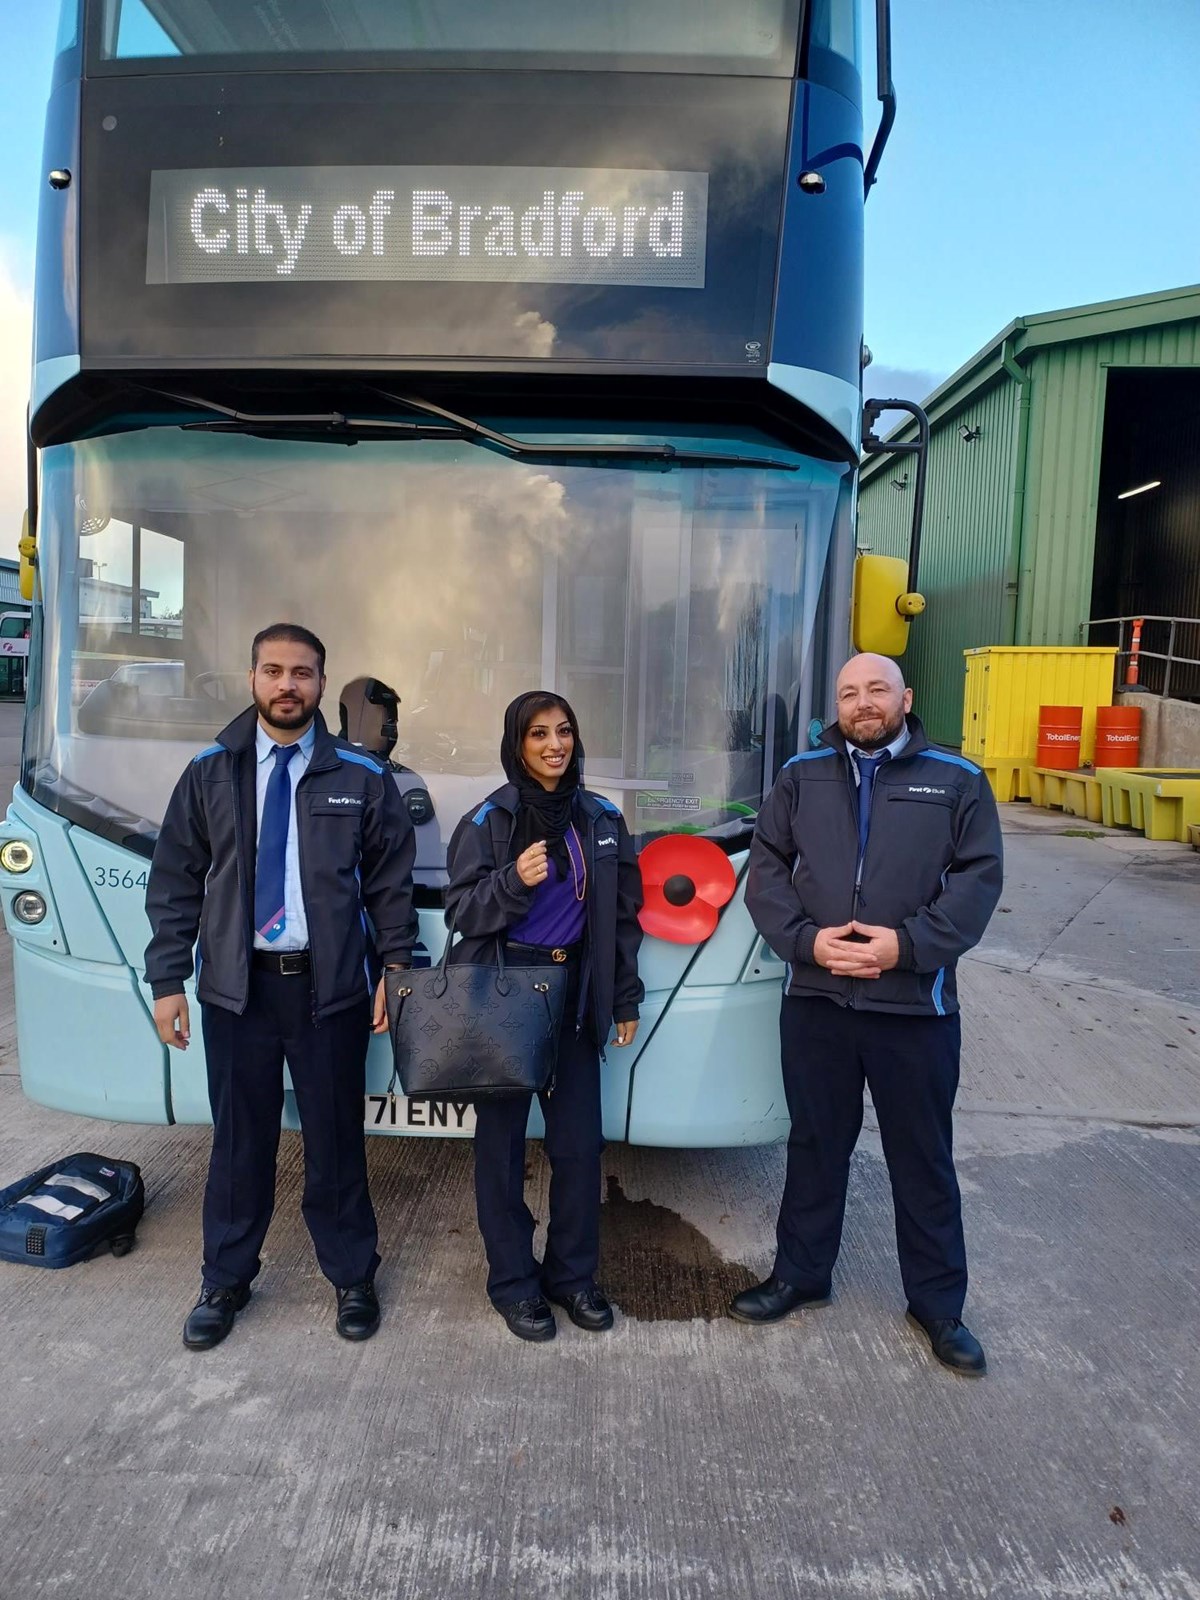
[444,691,644,1342]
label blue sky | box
[863,0,1200,398]
[0,1,59,288]
[0,0,1197,530]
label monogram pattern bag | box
[385,918,568,1101]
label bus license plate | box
[365,1093,476,1137]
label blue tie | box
[854,750,889,859]
[256,743,299,943]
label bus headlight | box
[0,840,35,874]
[12,891,47,925]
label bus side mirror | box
[19,511,36,603]
[852,553,925,657]
[858,396,931,658]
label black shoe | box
[497,1295,557,1343]
[183,1283,251,1350]
[546,1285,614,1332]
[906,1310,987,1375]
[336,1280,381,1342]
[728,1275,831,1324]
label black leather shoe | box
[728,1275,831,1324]
[183,1284,251,1350]
[497,1295,557,1343]
[546,1286,614,1332]
[336,1280,381,1342]
[906,1310,987,1375]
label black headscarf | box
[501,691,584,876]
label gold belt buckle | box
[551,948,568,964]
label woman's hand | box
[612,1020,639,1048]
[516,840,550,887]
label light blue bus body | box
[3,782,790,1145]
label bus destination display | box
[147,165,709,289]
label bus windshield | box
[28,425,847,874]
[96,0,802,75]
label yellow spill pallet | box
[1094,768,1200,844]
[967,755,1032,803]
[961,646,1117,764]
[1028,767,1104,824]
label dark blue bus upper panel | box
[35,0,864,453]
[92,0,803,77]
[77,72,792,366]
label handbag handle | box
[434,904,510,997]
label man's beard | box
[256,692,316,731]
[841,712,905,752]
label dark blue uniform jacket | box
[444,785,645,1040]
[746,714,1003,1017]
[144,705,417,1018]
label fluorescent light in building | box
[1117,479,1162,500]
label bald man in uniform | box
[732,654,1003,1374]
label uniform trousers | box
[774,994,968,1321]
[472,957,603,1307]
[200,970,380,1291]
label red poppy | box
[638,835,737,944]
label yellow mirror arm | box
[18,512,37,603]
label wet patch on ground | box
[1126,856,1200,884]
[598,1173,756,1321]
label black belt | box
[252,949,311,976]
[504,940,582,965]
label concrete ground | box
[0,700,1197,1600]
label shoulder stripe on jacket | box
[923,750,982,775]
[472,801,496,825]
[192,744,223,763]
[783,748,836,766]
[336,749,385,774]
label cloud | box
[0,252,31,559]
[862,363,946,407]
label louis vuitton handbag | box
[385,919,568,1101]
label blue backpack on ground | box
[0,1153,144,1268]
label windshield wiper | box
[147,390,464,443]
[369,390,801,470]
[139,385,800,469]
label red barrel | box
[1036,705,1082,769]
[1093,705,1141,768]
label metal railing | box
[1082,615,1200,700]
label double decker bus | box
[6,0,905,1146]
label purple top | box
[508,827,588,947]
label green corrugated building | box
[858,285,1200,745]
